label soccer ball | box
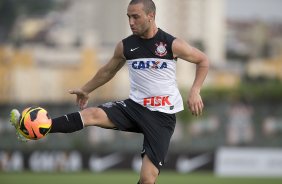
[19,107,52,140]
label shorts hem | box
[142,148,162,172]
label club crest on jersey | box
[155,42,167,57]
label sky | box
[227,0,282,21]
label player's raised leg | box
[9,106,115,141]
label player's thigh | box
[80,107,115,128]
[140,155,159,184]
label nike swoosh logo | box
[176,153,211,173]
[89,153,122,172]
[130,47,139,51]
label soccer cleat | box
[10,109,28,142]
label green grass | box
[1,171,281,184]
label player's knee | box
[140,172,158,184]
[81,107,115,128]
[80,107,103,126]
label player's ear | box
[148,12,155,21]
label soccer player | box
[10,0,209,183]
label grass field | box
[1,171,282,184]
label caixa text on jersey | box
[132,60,167,69]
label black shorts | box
[98,99,176,171]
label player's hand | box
[187,89,204,116]
[69,89,89,110]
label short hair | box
[129,0,156,14]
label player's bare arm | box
[69,41,126,109]
[172,38,209,116]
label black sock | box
[50,112,84,133]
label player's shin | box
[50,112,84,133]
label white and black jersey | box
[122,28,184,114]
